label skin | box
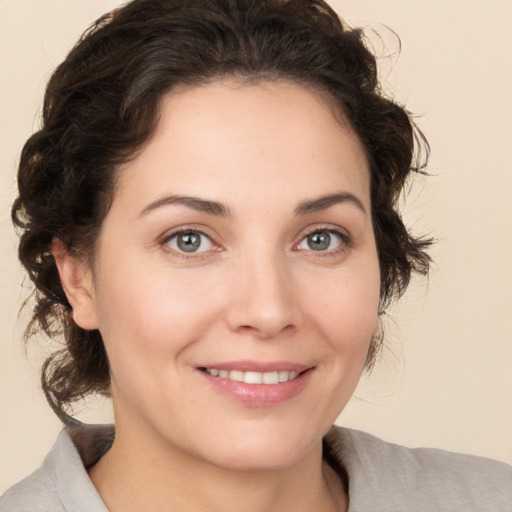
[54,80,381,512]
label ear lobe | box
[51,238,99,330]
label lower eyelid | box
[163,230,215,254]
[160,227,351,256]
[296,228,350,251]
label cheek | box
[305,261,380,352]
[94,263,227,358]
[92,267,229,411]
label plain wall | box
[1,0,511,492]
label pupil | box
[308,232,330,251]
[177,233,201,252]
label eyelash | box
[160,225,351,258]
[295,226,352,255]
[161,227,219,260]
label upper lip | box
[197,360,313,373]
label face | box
[73,80,380,471]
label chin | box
[191,419,326,472]
[208,444,311,473]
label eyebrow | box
[294,192,367,216]
[139,195,231,217]
[139,191,366,218]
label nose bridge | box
[227,242,297,339]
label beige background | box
[1,0,511,492]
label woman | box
[1,0,510,510]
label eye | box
[297,229,346,252]
[165,230,214,254]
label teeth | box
[205,368,301,384]
[278,370,289,382]
[229,370,244,382]
[244,371,263,384]
[261,371,278,384]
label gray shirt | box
[1,424,511,511]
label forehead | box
[114,79,371,214]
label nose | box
[225,251,300,339]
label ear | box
[51,238,99,330]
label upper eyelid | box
[161,226,217,244]
[301,225,347,236]
[158,223,351,251]
[297,223,350,241]
[161,228,220,259]
[294,226,353,253]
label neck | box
[89,419,347,512]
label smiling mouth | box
[199,368,304,385]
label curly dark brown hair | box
[12,0,431,422]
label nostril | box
[236,322,295,340]
[224,273,299,338]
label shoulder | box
[0,425,112,512]
[324,426,512,512]
[0,443,65,512]
[0,468,60,512]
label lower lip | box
[199,369,314,407]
